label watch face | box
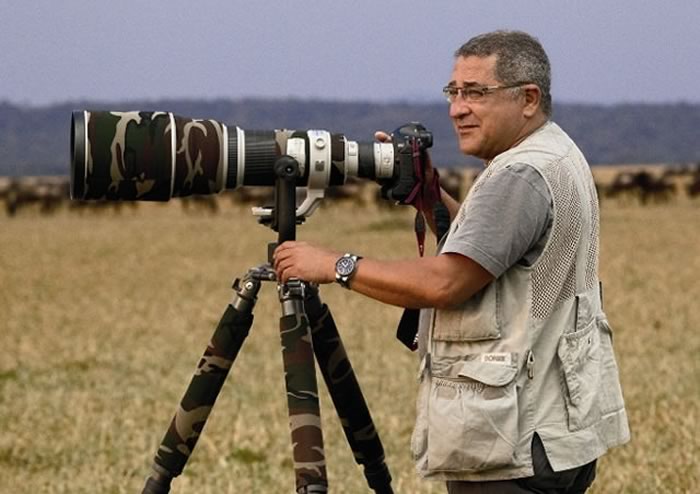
[336,257,355,276]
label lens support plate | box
[252,130,331,221]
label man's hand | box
[273,241,341,284]
[374,131,391,143]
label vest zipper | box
[527,350,535,379]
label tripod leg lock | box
[231,274,262,313]
[279,278,307,316]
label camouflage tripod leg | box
[278,279,328,493]
[304,286,394,494]
[141,273,261,494]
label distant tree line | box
[1,99,698,176]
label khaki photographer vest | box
[412,122,630,481]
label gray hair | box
[455,30,552,116]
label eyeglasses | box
[442,83,527,103]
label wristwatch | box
[334,253,362,289]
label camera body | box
[382,122,433,203]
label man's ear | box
[522,84,542,118]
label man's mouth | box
[457,124,479,133]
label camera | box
[70,111,432,216]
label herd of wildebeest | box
[1,164,700,217]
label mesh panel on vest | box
[531,161,583,319]
[585,175,600,290]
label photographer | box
[274,30,629,493]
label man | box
[274,30,629,493]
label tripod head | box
[255,155,304,264]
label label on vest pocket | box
[480,353,512,366]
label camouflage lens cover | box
[72,111,227,201]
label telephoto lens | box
[70,110,398,202]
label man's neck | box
[484,115,549,167]
[513,114,549,148]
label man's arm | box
[349,252,492,309]
[424,187,461,237]
[273,241,494,310]
[440,188,462,219]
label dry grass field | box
[1,174,698,493]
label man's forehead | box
[448,54,498,85]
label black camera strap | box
[395,141,449,351]
[402,140,442,257]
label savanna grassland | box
[1,178,698,493]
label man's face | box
[448,55,529,161]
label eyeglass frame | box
[442,82,532,103]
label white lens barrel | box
[306,130,331,190]
[374,142,395,179]
[345,140,359,179]
[286,137,307,177]
[236,126,245,188]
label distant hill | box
[1,99,698,176]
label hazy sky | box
[1,0,698,106]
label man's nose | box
[449,98,471,118]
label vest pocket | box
[433,282,501,342]
[597,319,627,415]
[412,358,519,474]
[557,319,602,431]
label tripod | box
[141,157,394,494]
